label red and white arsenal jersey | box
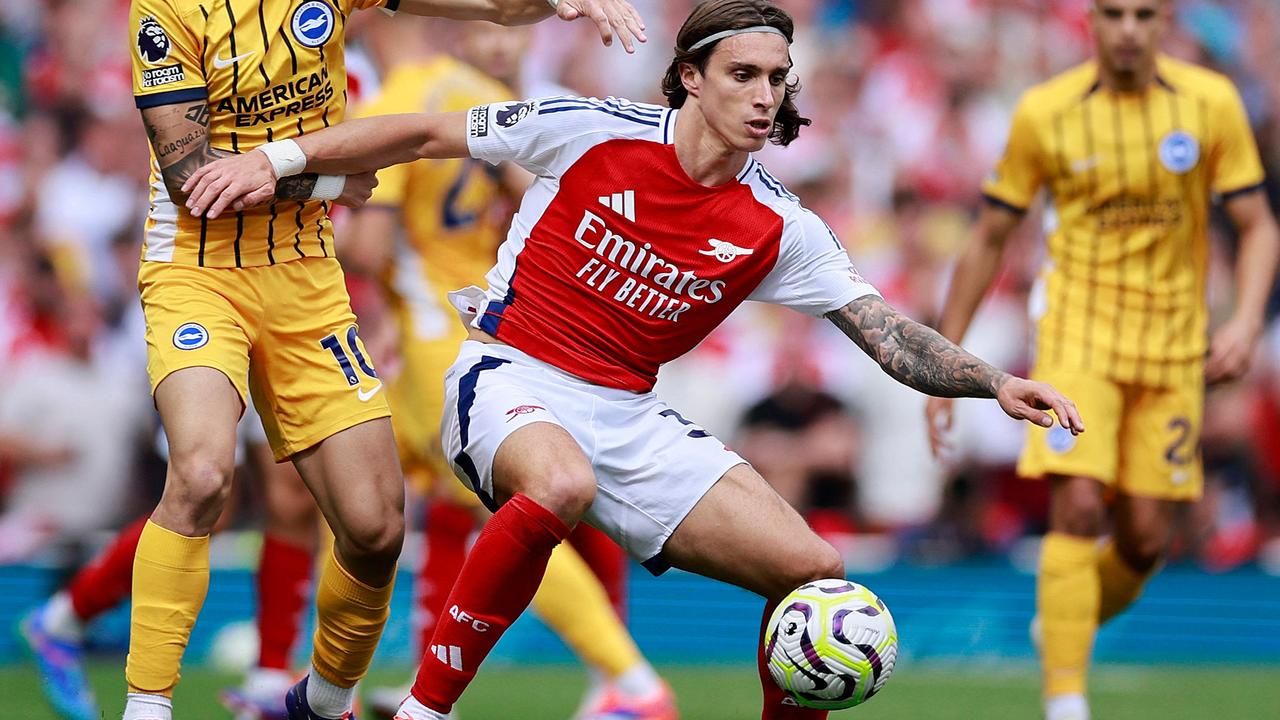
[465,96,879,393]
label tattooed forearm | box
[827,295,1012,398]
[275,173,319,200]
[142,101,229,203]
[154,129,203,161]
[160,145,229,198]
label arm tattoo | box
[826,295,1012,398]
[142,101,316,204]
[142,101,228,203]
[275,173,319,200]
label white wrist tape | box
[310,174,346,201]
[256,139,307,178]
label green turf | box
[4,662,1278,719]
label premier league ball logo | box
[496,101,535,128]
[292,1,335,48]
[136,16,171,64]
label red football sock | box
[759,601,829,720]
[416,500,475,656]
[67,515,147,621]
[568,523,628,623]
[256,535,312,670]
[411,493,570,713]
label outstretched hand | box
[558,0,647,53]
[994,377,1084,435]
[183,151,277,219]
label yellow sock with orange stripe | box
[532,543,644,679]
[310,547,395,691]
[1038,533,1100,698]
[1097,541,1153,624]
[125,520,210,696]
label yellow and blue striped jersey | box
[130,0,390,267]
[984,55,1265,386]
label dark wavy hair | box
[661,0,811,146]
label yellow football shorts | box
[139,257,390,461]
[387,302,480,506]
[1017,367,1204,501]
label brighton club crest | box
[292,1,335,48]
[1159,130,1200,175]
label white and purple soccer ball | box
[764,578,898,710]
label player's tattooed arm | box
[141,101,317,205]
[141,102,229,204]
[826,295,1010,398]
[274,174,318,200]
[828,295,1086,433]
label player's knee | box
[340,510,405,566]
[165,457,235,527]
[527,470,596,524]
[1059,503,1105,536]
[806,541,846,584]
[1117,533,1166,573]
[1053,491,1105,537]
[770,539,844,599]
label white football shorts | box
[441,339,746,573]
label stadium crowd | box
[1,0,1279,571]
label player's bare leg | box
[397,422,593,719]
[657,463,842,720]
[124,367,242,720]
[1038,475,1106,720]
[286,416,404,719]
[1097,493,1177,622]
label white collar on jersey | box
[687,25,787,52]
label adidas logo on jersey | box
[597,190,636,222]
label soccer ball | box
[764,578,898,710]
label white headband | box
[687,25,787,52]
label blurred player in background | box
[124,0,644,718]
[182,2,1083,718]
[21,402,320,720]
[925,2,1280,719]
[344,15,673,719]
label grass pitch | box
[5,662,1280,719]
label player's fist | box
[924,396,955,458]
[994,377,1084,435]
[1206,314,1263,385]
[557,0,647,53]
[335,171,378,209]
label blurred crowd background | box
[2,0,1280,576]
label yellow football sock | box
[1097,542,1153,624]
[532,544,643,679]
[311,548,395,688]
[125,520,210,696]
[1038,532,1100,698]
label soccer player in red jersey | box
[186,1,1085,717]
